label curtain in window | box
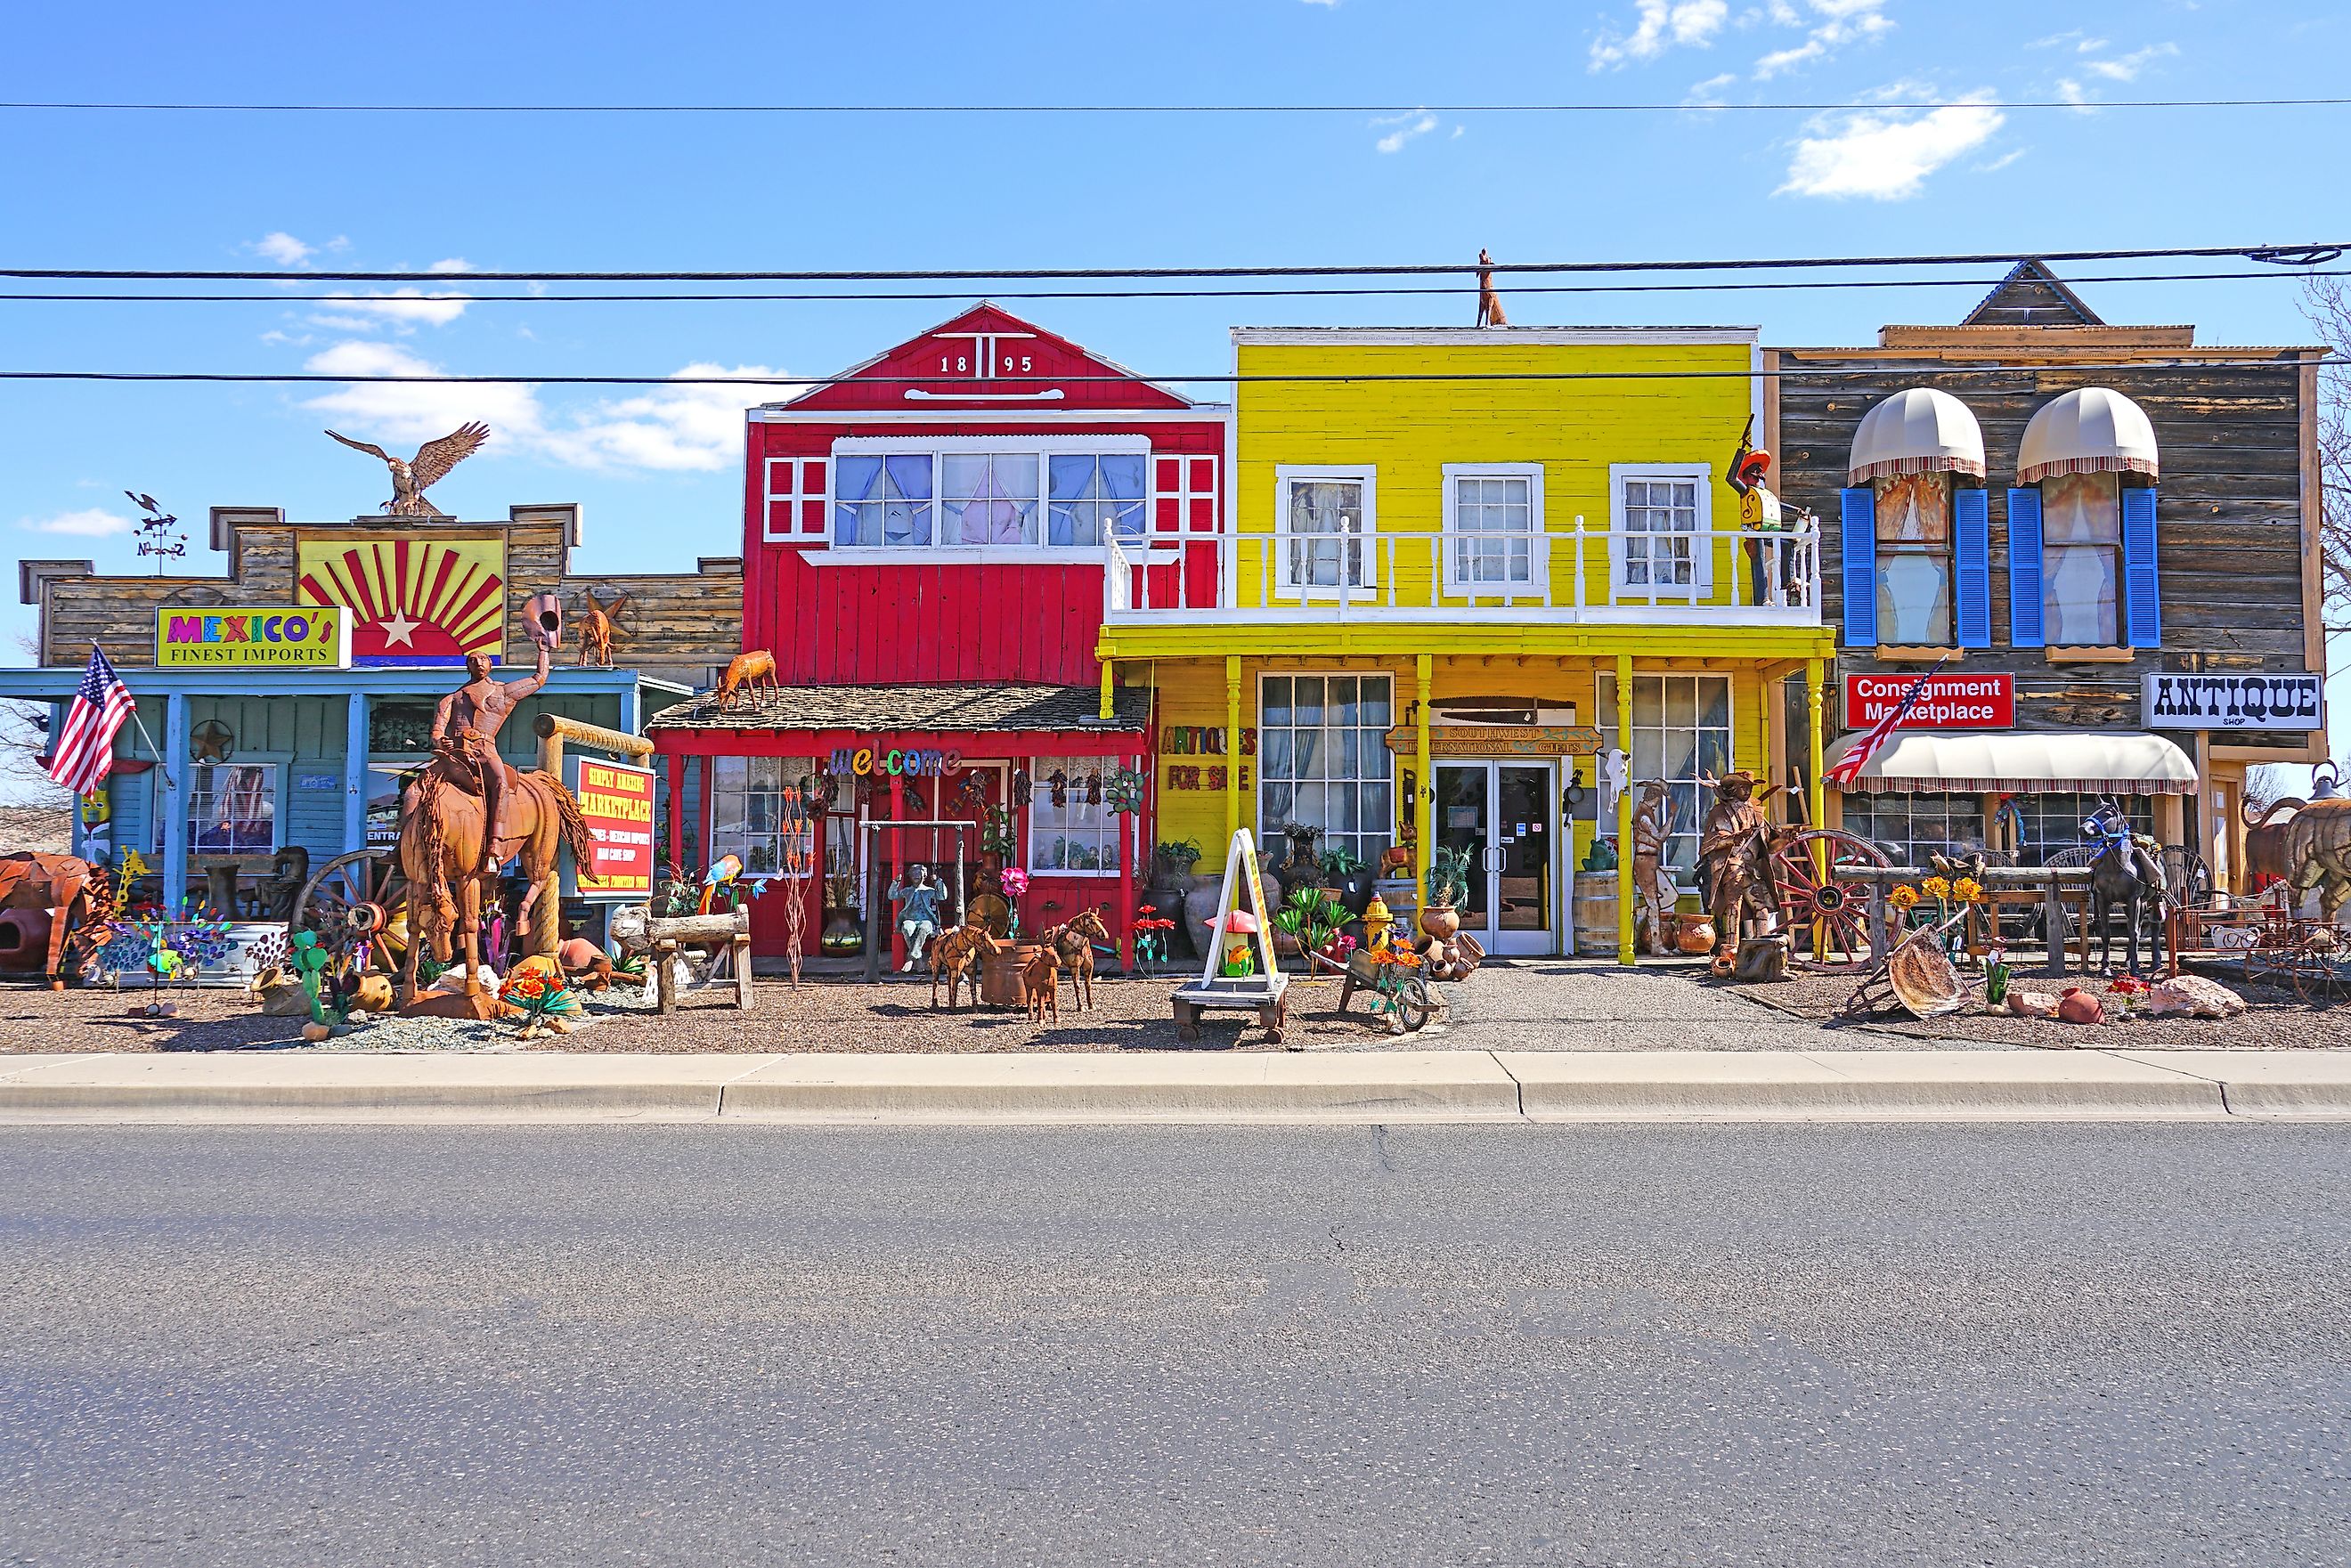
[1284,481,1367,589]
[2039,472,2120,646]
[1873,473,1953,645]
[945,453,1038,544]
[833,455,934,547]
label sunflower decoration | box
[1920,875,1951,903]
[1951,876,1984,905]
[1889,884,1922,912]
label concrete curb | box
[0,1049,2344,1125]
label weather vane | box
[125,492,184,575]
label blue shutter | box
[1953,486,1991,647]
[1839,487,1877,648]
[2121,485,2161,648]
[2005,487,2045,649]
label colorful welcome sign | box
[154,606,351,668]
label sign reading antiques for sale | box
[563,756,656,899]
[1843,672,2013,730]
[155,605,351,668]
[2144,672,2324,732]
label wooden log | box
[644,909,749,944]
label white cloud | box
[1590,0,1730,69]
[1751,0,1891,77]
[1977,148,2027,173]
[307,288,472,332]
[1687,71,1739,103]
[2085,42,2178,81]
[1777,91,2005,199]
[1371,110,1440,152]
[427,257,473,273]
[1301,0,1339,6]
[300,342,790,475]
[251,232,316,267]
[24,508,132,537]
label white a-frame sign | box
[1189,827,1283,995]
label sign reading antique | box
[564,757,655,899]
[2144,672,2323,732]
[155,606,351,668]
[823,745,963,777]
[1843,673,2013,730]
[1382,725,1603,758]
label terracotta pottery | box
[1674,915,1718,955]
[1419,902,1461,942]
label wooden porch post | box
[663,752,685,874]
[1615,654,1635,964]
[342,692,370,856]
[1224,655,1243,844]
[1099,658,1116,723]
[1117,747,1138,970]
[1804,658,1826,843]
[1414,654,1435,896]
[160,693,188,914]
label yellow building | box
[1096,327,1838,961]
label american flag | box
[46,646,135,800]
[1826,655,1949,789]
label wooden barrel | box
[979,942,1041,1008]
[1570,872,1618,956]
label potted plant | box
[979,805,1016,873]
[1270,884,1346,966]
[819,869,864,955]
[1421,844,1474,940]
[1319,845,1372,916]
[1152,837,1203,885]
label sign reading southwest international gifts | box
[564,757,656,899]
[155,606,351,668]
[2144,672,2323,732]
[1843,672,2013,730]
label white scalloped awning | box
[1825,730,2194,795]
[1846,387,1988,484]
[2017,386,2160,484]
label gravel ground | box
[1717,963,2351,1049]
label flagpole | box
[95,640,175,793]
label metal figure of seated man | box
[427,638,551,875]
[890,863,950,972]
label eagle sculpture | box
[325,422,490,516]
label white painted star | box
[378,611,421,647]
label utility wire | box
[3,242,2344,285]
[2,97,2346,114]
[3,268,2347,306]
[0,360,2332,389]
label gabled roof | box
[765,303,1199,415]
[1961,259,2105,329]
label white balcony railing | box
[1103,518,1822,627]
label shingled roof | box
[647,681,1151,734]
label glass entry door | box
[1432,760,1558,955]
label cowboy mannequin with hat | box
[1727,418,1806,608]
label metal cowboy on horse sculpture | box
[2078,798,2168,976]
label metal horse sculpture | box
[2080,800,2168,975]
[0,853,102,988]
[396,768,595,1006]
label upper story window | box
[1874,473,1954,646]
[1610,464,1710,594]
[1443,463,1543,592]
[2011,387,2162,651]
[1276,467,1376,592]
[829,437,1151,552]
[1840,388,1989,650]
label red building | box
[647,305,1228,967]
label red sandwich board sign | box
[1843,672,2014,731]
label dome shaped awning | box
[2017,387,2160,484]
[1846,388,1988,485]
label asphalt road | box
[4,1125,2347,1568]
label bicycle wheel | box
[1397,976,1434,1032]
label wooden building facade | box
[1771,261,2325,886]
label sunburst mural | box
[296,534,508,667]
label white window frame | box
[1273,465,1379,599]
[1025,755,1124,878]
[1608,462,1714,598]
[813,434,1153,563]
[173,760,286,858]
[1594,670,1735,892]
[762,456,827,543]
[1254,670,1397,873]
[1440,462,1546,597]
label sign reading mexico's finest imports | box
[564,756,655,899]
[2144,672,2323,732]
[1844,672,2013,730]
[155,606,351,668]
[297,533,507,667]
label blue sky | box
[1,0,2343,716]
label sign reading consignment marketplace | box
[155,606,351,668]
[1843,672,2013,730]
[563,757,656,899]
[2144,672,2323,732]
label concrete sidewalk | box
[2,1047,2348,1124]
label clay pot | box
[1674,915,1718,955]
[1419,903,1461,942]
[351,975,395,1013]
[818,907,864,955]
[2056,987,2104,1026]
[980,942,1041,1008]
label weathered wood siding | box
[1777,352,2312,749]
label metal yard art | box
[326,421,492,516]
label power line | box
[2,268,2347,308]
[4,243,2344,285]
[2,97,2345,115]
[0,359,2331,390]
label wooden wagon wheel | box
[290,849,410,969]
[1768,829,1892,973]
